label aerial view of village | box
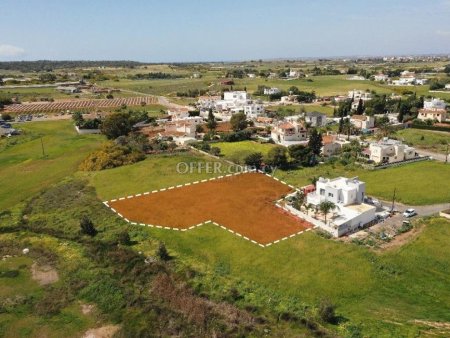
[1,1,450,337]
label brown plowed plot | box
[109,173,311,244]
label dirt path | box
[82,325,120,338]
[31,262,59,285]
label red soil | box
[109,172,311,244]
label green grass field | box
[213,140,277,164]
[208,141,450,205]
[83,154,450,337]
[395,129,450,154]
[275,161,450,205]
[135,217,450,337]
[0,120,103,211]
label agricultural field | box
[4,96,158,114]
[107,172,310,245]
[395,129,450,154]
[0,120,103,210]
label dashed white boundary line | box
[103,170,313,248]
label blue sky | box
[1,0,450,62]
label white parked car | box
[403,209,417,218]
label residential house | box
[368,138,418,164]
[288,70,300,78]
[244,103,265,118]
[417,109,447,122]
[263,87,281,95]
[167,108,190,120]
[304,111,327,127]
[57,86,80,94]
[321,135,341,157]
[374,73,389,82]
[392,71,416,86]
[350,115,375,129]
[347,75,366,81]
[271,116,308,146]
[306,177,377,237]
[424,98,447,110]
[348,90,372,101]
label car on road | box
[403,208,417,218]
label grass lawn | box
[85,154,450,337]
[213,140,277,164]
[0,120,103,211]
[395,129,450,154]
[274,161,450,205]
[134,217,450,337]
[266,104,336,117]
[81,152,234,201]
[0,234,101,338]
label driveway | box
[415,149,449,162]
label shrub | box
[117,230,131,246]
[80,215,97,237]
[210,147,221,156]
[317,298,336,324]
[157,242,171,261]
[79,142,145,171]
[1,113,12,121]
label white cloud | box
[0,44,25,57]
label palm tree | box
[343,118,352,141]
[319,201,336,224]
[305,203,314,216]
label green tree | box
[230,112,248,132]
[319,201,335,224]
[80,215,97,237]
[206,109,217,131]
[100,112,133,139]
[343,118,353,140]
[308,129,323,157]
[1,113,12,121]
[266,146,288,168]
[288,144,314,167]
[72,111,84,126]
[356,98,364,114]
[244,152,264,169]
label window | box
[328,193,333,197]
[320,189,325,196]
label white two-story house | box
[306,177,376,237]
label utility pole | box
[391,187,396,213]
[445,144,449,164]
[40,137,46,158]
